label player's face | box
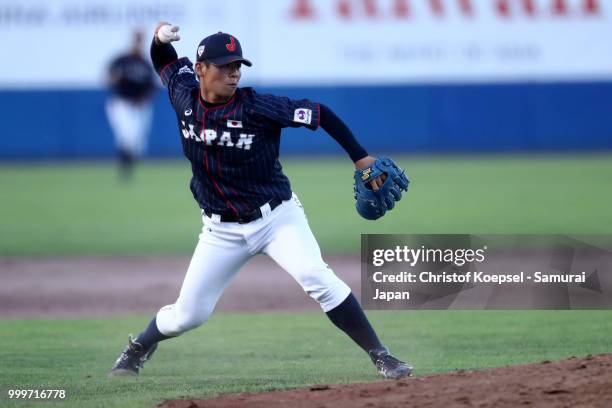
[198,61,241,102]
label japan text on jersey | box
[159,58,321,216]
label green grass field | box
[1,155,611,407]
[1,311,611,408]
[1,154,611,255]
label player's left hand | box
[353,157,410,220]
[355,156,386,191]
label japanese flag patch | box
[293,108,312,125]
[227,120,243,128]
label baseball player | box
[109,23,412,380]
[106,30,155,181]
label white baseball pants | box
[156,193,351,336]
[106,97,152,156]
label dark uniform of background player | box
[106,31,155,181]
[109,22,412,380]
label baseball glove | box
[353,157,409,220]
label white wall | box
[1,0,611,88]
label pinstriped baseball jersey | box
[159,57,320,216]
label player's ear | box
[195,62,204,77]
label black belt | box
[204,198,283,224]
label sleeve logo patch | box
[293,108,312,125]
[178,66,194,75]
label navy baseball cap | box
[196,32,252,66]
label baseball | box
[157,24,180,44]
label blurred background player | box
[106,30,155,181]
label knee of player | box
[306,280,352,312]
[167,306,212,333]
[297,266,350,301]
[295,262,330,280]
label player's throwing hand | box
[155,23,180,44]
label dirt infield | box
[2,249,609,316]
[0,255,360,318]
[4,256,611,407]
[158,354,612,408]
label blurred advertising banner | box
[1,0,611,87]
[0,0,256,88]
[361,235,612,310]
[260,0,612,84]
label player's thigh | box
[263,198,326,275]
[133,103,153,141]
[107,99,140,144]
[263,199,351,310]
[175,223,252,313]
